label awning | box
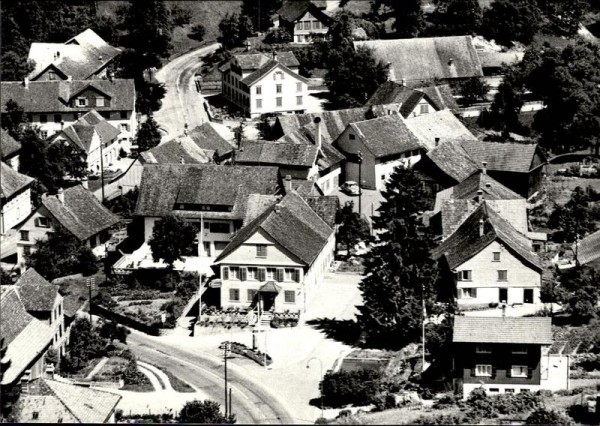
[258,281,282,293]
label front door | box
[499,288,508,304]
[524,289,534,304]
[261,293,275,312]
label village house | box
[0,286,54,388]
[27,29,121,82]
[453,316,569,397]
[1,78,136,145]
[476,48,524,91]
[1,129,21,171]
[415,139,546,199]
[405,109,478,151]
[575,229,600,270]
[1,162,34,238]
[275,0,333,44]
[365,81,460,118]
[13,377,122,423]
[15,184,120,270]
[134,164,282,260]
[432,202,543,307]
[355,36,483,85]
[219,51,309,117]
[214,191,335,316]
[334,114,424,190]
[49,110,121,175]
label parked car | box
[102,167,122,180]
[340,181,360,196]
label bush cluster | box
[321,369,383,408]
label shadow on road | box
[306,317,363,347]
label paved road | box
[154,43,220,139]
[127,330,294,424]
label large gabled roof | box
[459,140,542,173]
[448,171,523,201]
[277,0,331,23]
[216,191,333,266]
[420,139,480,183]
[1,161,34,199]
[577,230,600,266]
[453,316,552,344]
[355,36,483,82]
[15,269,60,313]
[348,114,423,158]
[240,59,309,87]
[41,185,120,241]
[236,141,318,168]
[431,202,541,271]
[405,110,477,151]
[1,129,21,159]
[53,110,120,153]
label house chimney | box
[434,137,440,147]
[479,218,484,237]
[274,204,281,213]
[81,176,88,189]
[477,189,483,203]
[401,78,406,87]
[482,161,487,175]
[448,58,454,66]
[272,51,278,62]
[24,77,29,89]
[314,117,322,152]
[60,120,65,130]
[180,156,185,165]
[285,174,293,192]
[56,51,60,59]
[385,62,396,82]
[57,188,64,204]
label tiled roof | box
[17,378,121,423]
[1,161,34,199]
[459,140,541,173]
[0,287,53,385]
[187,123,235,157]
[448,171,523,201]
[233,51,299,71]
[241,60,309,87]
[366,82,459,117]
[355,36,483,82]
[243,194,280,224]
[28,29,121,80]
[1,129,21,159]
[431,202,541,271]
[53,110,120,153]
[216,191,333,265]
[305,195,339,228]
[42,185,120,241]
[349,114,423,158]
[1,79,135,113]
[453,316,552,344]
[405,110,477,151]
[577,230,600,265]
[420,139,480,183]
[135,164,281,219]
[415,84,459,111]
[277,0,330,23]
[277,123,346,170]
[237,141,318,168]
[15,269,60,312]
[140,139,211,165]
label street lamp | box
[306,357,324,419]
[224,341,231,417]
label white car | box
[340,181,360,196]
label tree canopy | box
[358,166,443,349]
[136,115,162,152]
[372,0,424,38]
[336,201,371,252]
[218,13,254,50]
[149,216,198,267]
[179,400,233,424]
[241,0,282,34]
[430,0,482,36]
[548,186,598,242]
[481,0,543,47]
[26,224,99,281]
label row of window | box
[229,288,296,303]
[223,266,301,283]
[476,344,528,354]
[457,269,508,282]
[475,364,530,378]
[39,111,128,124]
[295,20,326,31]
[255,96,303,109]
[255,82,303,95]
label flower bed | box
[225,341,273,367]
[197,307,251,329]
[271,311,300,328]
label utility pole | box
[99,140,105,203]
[228,388,233,420]
[357,151,363,217]
[224,341,230,417]
[421,282,426,371]
[87,277,95,326]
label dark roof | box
[578,230,600,266]
[1,129,21,159]
[258,281,282,293]
[236,141,318,168]
[15,268,51,287]
[305,196,339,228]
[1,79,135,113]
[415,84,459,111]
[0,287,35,346]
[277,122,346,170]
[187,123,235,157]
[431,202,541,271]
[453,316,552,344]
[1,161,34,199]
[277,0,331,23]
[349,114,423,158]
[366,82,456,117]
[232,51,299,71]
[41,185,120,240]
[459,140,540,173]
[420,139,480,183]
[450,171,523,201]
[355,36,483,82]
[241,59,309,87]
[28,29,121,80]
[140,139,211,165]
[135,164,281,219]
[243,194,280,224]
[16,274,60,313]
[216,191,333,265]
[405,110,477,151]
[53,110,120,153]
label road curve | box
[127,331,295,425]
[154,43,221,139]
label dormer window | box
[77,98,87,107]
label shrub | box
[264,27,292,44]
[321,369,383,408]
[526,408,574,425]
[122,359,146,385]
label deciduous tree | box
[241,0,282,33]
[431,0,482,36]
[1,100,28,138]
[336,201,371,252]
[188,24,206,42]
[548,186,598,243]
[456,77,489,106]
[218,13,254,50]
[179,400,234,424]
[481,0,542,46]
[149,216,198,267]
[538,0,589,36]
[136,115,162,152]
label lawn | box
[162,368,196,393]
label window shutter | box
[222,267,229,280]
[507,367,512,378]
[293,269,300,283]
[258,268,266,282]
[491,366,497,378]
[276,268,284,282]
[471,367,476,377]
[240,267,247,281]
[527,367,532,379]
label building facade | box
[276,1,332,44]
[1,163,34,238]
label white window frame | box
[77,98,87,107]
[96,97,105,107]
[460,288,477,299]
[458,270,472,281]
[229,288,240,302]
[266,268,276,280]
[229,266,240,280]
[475,364,492,377]
[510,365,528,378]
